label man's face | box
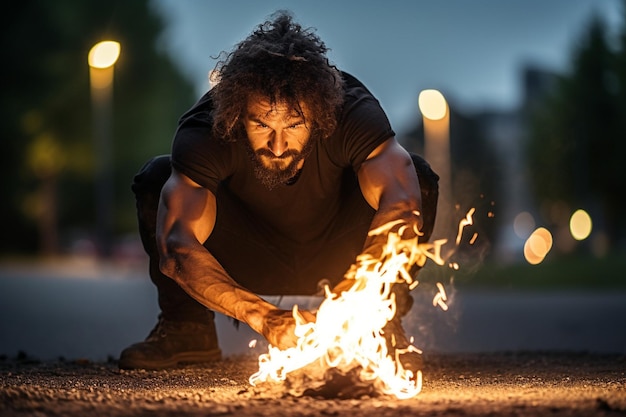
[243,97,312,189]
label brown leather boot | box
[118,315,222,370]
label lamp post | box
[88,41,120,258]
[418,89,453,243]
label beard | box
[244,137,315,190]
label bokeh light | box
[513,211,535,239]
[418,89,447,120]
[524,227,553,265]
[570,209,592,241]
[88,41,121,69]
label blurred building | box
[399,66,558,263]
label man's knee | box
[131,155,172,196]
[132,155,172,254]
[409,153,439,243]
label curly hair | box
[210,11,345,142]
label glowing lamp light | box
[88,41,121,69]
[570,209,592,241]
[88,40,120,257]
[418,89,447,121]
[418,89,451,242]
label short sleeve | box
[327,73,395,170]
[171,92,233,194]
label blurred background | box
[1,0,624,285]
[0,0,625,360]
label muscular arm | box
[156,168,311,347]
[332,137,423,295]
[357,137,424,253]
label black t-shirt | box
[171,72,394,244]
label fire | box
[250,210,475,399]
[432,282,449,311]
[456,207,475,245]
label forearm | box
[154,170,308,349]
[361,193,424,259]
[159,242,276,335]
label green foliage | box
[455,251,626,290]
[0,0,197,254]
[527,4,626,248]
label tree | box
[527,8,625,250]
[0,0,196,256]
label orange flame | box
[250,209,475,399]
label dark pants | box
[131,154,439,323]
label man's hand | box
[260,308,316,349]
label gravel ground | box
[1,351,625,417]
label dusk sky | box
[152,0,621,134]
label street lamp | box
[418,89,453,243]
[88,40,120,258]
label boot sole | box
[118,348,222,370]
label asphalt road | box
[0,259,625,362]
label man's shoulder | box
[340,71,376,98]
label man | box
[119,11,439,371]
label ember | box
[250,210,475,399]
